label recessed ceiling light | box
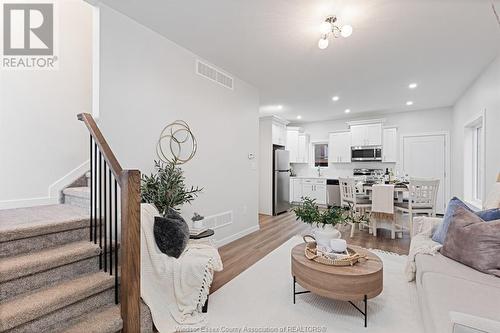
[408,83,418,89]
[259,104,285,113]
[296,115,302,120]
[344,109,351,114]
[406,101,414,106]
[332,96,339,101]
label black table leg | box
[292,279,368,327]
[292,276,310,305]
[348,294,368,327]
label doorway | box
[401,133,450,214]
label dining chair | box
[370,184,403,239]
[394,178,440,236]
[339,177,372,237]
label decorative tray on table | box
[302,235,366,267]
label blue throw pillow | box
[477,208,500,221]
[432,197,500,244]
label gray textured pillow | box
[441,206,500,277]
[153,208,189,258]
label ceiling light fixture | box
[344,109,351,114]
[406,101,414,106]
[332,96,340,101]
[408,83,418,89]
[296,115,302,120]
[318,16,353,50]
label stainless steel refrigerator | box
[273,149,290,215]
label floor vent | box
[203,211,233,229]
[196,60,234,90]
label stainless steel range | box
[353,168,383,182]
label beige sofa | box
[412,179,500,333]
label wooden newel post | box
[120,169,141,333]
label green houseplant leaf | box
[292,197,367,228]
[141,160,203,216]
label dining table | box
[362,183,409,202]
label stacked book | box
[189,226,208,236]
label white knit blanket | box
[140,204,223,333]
[405,216,443,282]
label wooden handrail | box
[78,113,123,182]
[78,113,141,333]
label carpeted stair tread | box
[0,241,101,283]
[0,204,89,242]
[0,272,114,332]
[63,187,90,199]
[59,305,122,333]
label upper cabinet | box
[286,128,310,163]
[329,131,351,163]
[382,127,398,162]
[286,127,299,162]
[350,123,382,147]
[297,133,310,163]
[272,121,287,146]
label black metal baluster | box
[99,153,103,269]
[104,163,108,272]
[114,178,118,304]
[94,143,97,244]
[89,136,93,242]
[109,168,112,276]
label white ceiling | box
[98,0,500,122]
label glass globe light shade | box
[340,25,353,38]
[320,21,332,35]
[318,37,329,50]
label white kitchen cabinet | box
[351,123,382,147]
[290,178,303,203]
[301,179,327,205]
[382,127,398,162]
[287,128,309,164]
[286,128,300,162]
[297,133,310,163]
[272,121,287,146]
[328,132,351,164]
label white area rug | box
[208,236,424,333]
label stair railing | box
[78,113,140,333]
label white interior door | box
[402,134,447,214]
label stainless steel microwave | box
[351,146,382,162]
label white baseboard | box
[0,160,89,210]
[48,160,90,198]
[215,224,260,248]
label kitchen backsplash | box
[291,162,397,178]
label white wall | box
[258,117,273,215]
[290,107,453,178]
[452,55,500,203]
[0,0,93,208]
[98,5,260,245]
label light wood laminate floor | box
[211,211,410,293]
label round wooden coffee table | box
[291,243,383,327]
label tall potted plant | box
[141,160,203,216]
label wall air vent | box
[203,211,233,229]
[196,60,234,90]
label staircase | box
[0,189,153,332]
[0,113,152,332]
[0,203,123,332]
